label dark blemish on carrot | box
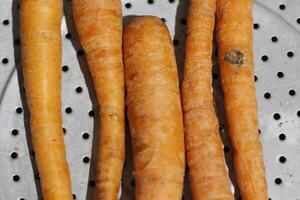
[108,112,119,120]
[224,50,244,66]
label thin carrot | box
[20,0,72,199]
[123,16,185,200]
[72,0,125,199]
[182,0,234,199]
[216,0,268,199]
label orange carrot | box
[72,0,125,199]
[216,0,268,199]
[20,0,73,199]
[123,16,185,200]
[182,0,234,199]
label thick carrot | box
[182,0,234,199]
[72,0,125,199]
[216,0,268,199]
[123,16,185,200]
[20,0,72,199]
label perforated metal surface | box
[1,0,300,200]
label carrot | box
[123,16,185,200]
[181,0,234,199]
[216,0,268,199]
[20,0,73,199]
[72,0,125,199]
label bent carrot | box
[216,0,268,199]
[182,0,234,199]
[72,0,125,199]
[123,16,185,200]
[20,0,73,199]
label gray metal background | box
[0,0,299,199]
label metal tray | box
[1,0,300,199]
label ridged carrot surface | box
[20,0,73,199]
[182,0,234,199]
[123,16,185,200]
[72,0,125,199]
[216,0,268,199]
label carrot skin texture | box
[72,0,125,199]
[124,16,185,200]
[20,0,73,199]
[216,0,268,199]
[182,0,234,199]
